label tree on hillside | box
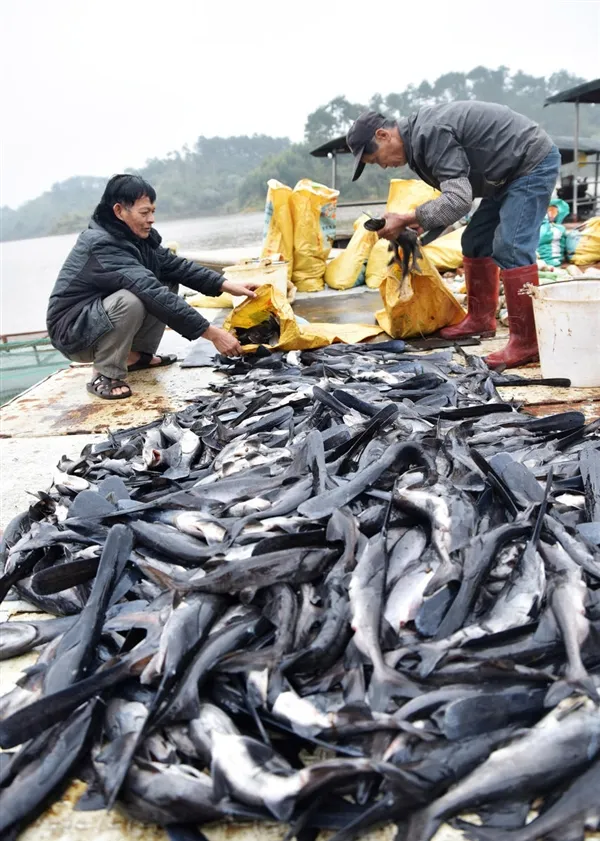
[303,67,600,146]
[304,96,366,145]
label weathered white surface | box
[0,435,100,527]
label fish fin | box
[530,467,552,549]
[368,664,420,711]
[263,790,298,822]
[31,557,99,594]
[416,643,448,678]
[97,476,130,503]
[74,782,108,812]
[422,563,461,598]
[16,662,46,685]
[469,449,520,517]
[454,819,504,841]
[396,807,440,841]
[210,760,231,803]
[69,489,116,519]
[544,679,576,707]
[545,674,600,707]
[102,729,148,809]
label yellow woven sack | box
[187,291,234,308]
[324,214,378,290]
[387,178,441,211]
[423,227,464,270]
[375,249,465,338]
[365,239,392,289]
[260,179,294,278]
[290,179,339,292]
[224,284,382,352]
[571,217,600,265]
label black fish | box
[237,314,281,346]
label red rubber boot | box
[439,256,499,340]
[485,264,540,369]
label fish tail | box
[397,807,441,841]
[327,793,397,841]
[546,668,600,706]
[453,821,504,841]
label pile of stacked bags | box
[323,180,465,290]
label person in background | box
[537,198,569,267]
[347,103,561,368]
[47,175,258,400]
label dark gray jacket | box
[47,220,223,355]
[397,101,555,229]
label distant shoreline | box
[0,205,268,245]
[0,198,387,245]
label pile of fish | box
[236,313,281,346]
[1,341,600,841]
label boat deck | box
[1,286,599,841]
[2,287,599,443]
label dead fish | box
[117,758,223,826]
[0,700,97,838]
[210,729,388,821]
[0,615,75,660]
[387,228,422,281]
[349,534,421,709]
[403,699,600,841]
[237,314,281,347]
[458,758,600,841]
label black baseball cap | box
[346,111,388,181]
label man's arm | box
[159,247,260,299]
[415,177,472,230]
[379,127,473,240]
[158,248,224,296]
[91,242,211,340]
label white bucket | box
[531,280,600,387]
[222,258,288,307]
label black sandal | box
[127,352,177,372]
[86,373,132,400]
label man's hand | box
[203,325,242,357]
[221,279,261,299]
[378,211,419,241]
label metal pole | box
[332,152,337,191]
[594,153,599,214]
[573,99,580,221]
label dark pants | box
[68,286,176,379]
[462,147,561,269]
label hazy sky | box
[1,0,599,208]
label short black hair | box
[363,119,397,155]
[98,174,157,209]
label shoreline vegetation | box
[3,67,598,244]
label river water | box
[0,211,266,335]
[1,206,370,336]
